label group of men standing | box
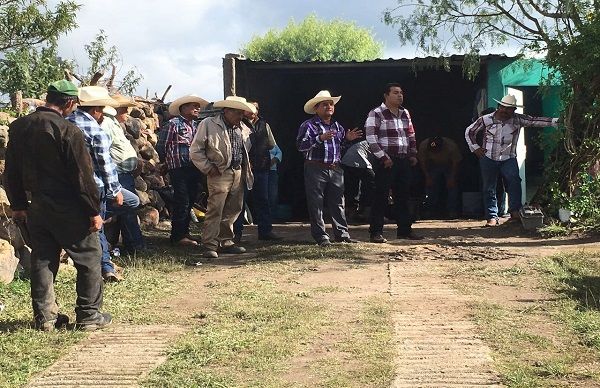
[3,76,558,332]
[297,83,559,244]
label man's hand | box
[319,131,335,141]
[383,157,393,169]
[270,158,279,167]
[207,166,220,177]
[112,191,124,207]
[447,177,457,189]
[345,128,363,141]
[89,215,103,233]
[473,148,486,158]
[408,156,418,167]
[12,210,27,223]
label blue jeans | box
[268,170,279,219]
[479,156,522,219]
[100,187,140,273]
[424,166,460,215]
[234,170,274,238]
[112,173,145,252]
[168,166,202,243]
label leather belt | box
[227,164,241,170]
[305,160,339,170]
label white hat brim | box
[168,95,209,116]
[493,98,523,108]
[79,98,119,108]
[213,99,255,113]
[304,96,341,114]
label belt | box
[227,164,242,170]
[305,160,339,169]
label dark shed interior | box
[229,57,489,219]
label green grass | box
[143,278,324,387]
[467,251,600,387]
[0,252,186,387]
[536,253,600,350]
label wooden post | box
[10,91,23,115]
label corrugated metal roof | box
[226,54,516,69]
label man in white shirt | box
[465,94,558,227]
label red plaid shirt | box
[365,103,417,160]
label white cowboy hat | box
[214,96,256,114]
[168,94,209,116]
[111,94,138,108]
[304,90,341,114]
[493,94,523,108]
[102,106,117,116]
[78,86,119,107]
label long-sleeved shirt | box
[156,115,199,170]
[101,114,138,173]
[365,103,417,160]
[5,106,100,216]
[67,109,122,199]
[269,144,282,171]
[465,112,558,161]
[296,115,346,164]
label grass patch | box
[0,252,186,387]
[536,253,600,350]
[538,222,571,238]
[254,243,367,263]
[143,278,324,387]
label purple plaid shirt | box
[296,116,346,164]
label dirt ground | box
[27,219,600,387]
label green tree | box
[0,0,79,51]
[0,41,74,98]
[74,30,143,95]
[241,14,383,62]
[383,0,600,220]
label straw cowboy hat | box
[78,86,119,107]
[304,90,341,114]
[168,94,209,116]
[111,94,138,108]
[214,96,256,114]
[493,94,523,108]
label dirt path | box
[25,220,600,387]
[26,325,186,388]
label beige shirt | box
[101,114,138,173]
[418,137,462,167]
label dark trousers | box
[343,166,374,210]
[370,157,413,237]
[28,216,103,323]
[304,162,350,243]
[168,165,202,243]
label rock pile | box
[0,99,174,283]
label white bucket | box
[558,208,571,222]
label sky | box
[55,0,422,103]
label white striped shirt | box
[465,112,558,161]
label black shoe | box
[34,313,69,332]
[335,237,359,243]
[369,235,387,243]
[76,312,112,331]
[318,239,332,247]
[258,232,284,241]
[397,232,424,240]
[220,245,247,254]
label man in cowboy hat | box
[190,96,256,259]
[68,86,139,282]
[418,135,462,219]
[5,80,112,331]
[233,100,283,242]
[157,94,208,246]
[297,90,362,246]
[465,94,559,226]
[365,83,420,243]
[101,95,147,255]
